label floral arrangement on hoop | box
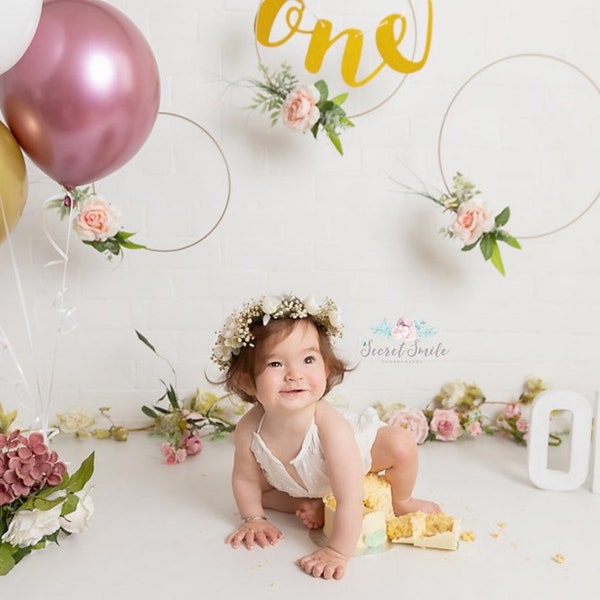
[375,377,566,446]
[407,172,521,275]
[247,62,354,155]
[0,431,94,576]
[54,331,245,464]
[47,185,145,258]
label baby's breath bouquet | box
[247,62,354,155]
[408,172,521,275]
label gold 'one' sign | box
[255,0,433,87]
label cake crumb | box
[490,531,500,538]
[460,531,475,542]
[497,522,507,530]
[553,553,566,564]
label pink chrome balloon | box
[0,0,160,188]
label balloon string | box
[0,194,46,436]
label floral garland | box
[0,431,94,576]
[406,172,521,275]
[47,185,145,258]
[54,331,245,464]
[246,62,354,155]
[375,377,566,446]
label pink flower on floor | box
[467,421,482,437]
[504,403,521,418]
[183,431,203,456]
[387,409,429,444]
[430,409,462,441]
[160,443,187,465]
[516,419,528,433]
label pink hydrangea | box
[387,409,429,444]
[430,409,463,441]
[0,431,67,507]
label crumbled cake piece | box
[386,514,415,542]
[460,531,475,542]
[553,553,565,564]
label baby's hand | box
[225,519,283,550]
[296,546,349,580]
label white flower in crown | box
[261,295,281,325]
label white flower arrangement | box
[246,62,354,155]
[211,293,343,371]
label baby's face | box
[251,320,328,412]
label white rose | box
[303,294,320,315]
[56,409,96,436]
[328,308,343,330]
[440,380,467,408]
[59,491,94,534]
[261,295,281,315]
[2,504,63,548]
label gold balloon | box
[0,120,28,245]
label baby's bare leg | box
[262,489,324,529]
[370,425,441,515]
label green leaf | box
[135,330,157,354]
[461,241,479,252]
[494,206,511,227]
[501,234,522,249]
[60,493,79,517]
[141,405,158,419]
[489,240,506,276]
[63,452,95,494]
[314,79,328,101]
[0,544,16,576]
[330,92,348,106]
[310,121,319,139]
[327,130,344,155]
[479,234,494,260]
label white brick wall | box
[1,0,599,426]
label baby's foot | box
[295,498,325,530]
[394,497,442,516]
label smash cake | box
[321,473,461,554]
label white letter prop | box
[528,390,592,491]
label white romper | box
[250,406,386,498]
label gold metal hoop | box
[144,111,231,253]
[437,53,600,240]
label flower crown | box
[211,293,343,371]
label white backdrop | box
[1,0,599,428]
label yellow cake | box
[387,511,461,550]
[322,473,393,552]
[322,474,461,552]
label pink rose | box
[430,409,462,441]
[387,409,429,444]
[504,403,521,418]
[450,199,495,245]
[516,418,528,433]
[183,432,203,456]
[392,317,417,342]
[73,195,121,242]
[467,421,482,437]
[281,85,321,133]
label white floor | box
[2,432,598,599]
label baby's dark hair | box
[222,317,350,404]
